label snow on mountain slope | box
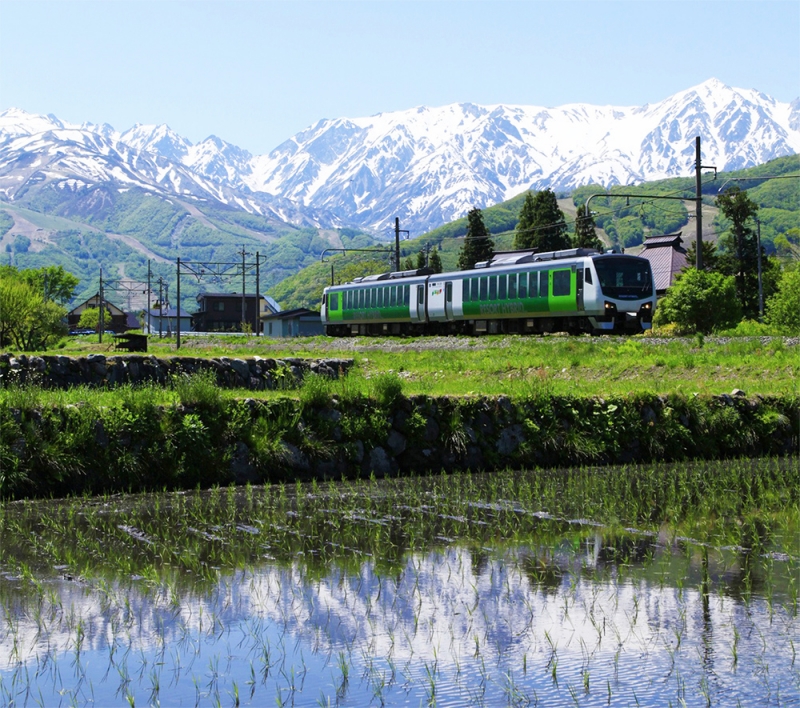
[244,78,799,232]
[1,78,797,234]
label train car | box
[321,247,655,336]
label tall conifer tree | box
[457,208,494,270]
[514,189,570,251]
[573,204,603,250]
[716,187,764,319]
[428,247,443,274]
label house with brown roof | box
[67,293,130,333]
[638,233,689,296]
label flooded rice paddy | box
[0,458,797,707]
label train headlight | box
[604,301,617,314]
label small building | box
[262,308,323,338]
[143,307,194,335]
[67,293,129,333]
[193,292,279,332]
[638,233,689,296]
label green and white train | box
[321,247,655,336]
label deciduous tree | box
[653,268,742,334]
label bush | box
[654,268,742,334]
[765,266,800,334]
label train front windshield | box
[594,257,653,299]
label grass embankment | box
[1,365,797,500]
[30,333,800,398]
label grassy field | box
[13,332,799,400]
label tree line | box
[448,186,798,335]
[656,186,799,334]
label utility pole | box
[255,252,261,336]
[695,137,716,270]
[756,219,764,321]
[394,218,409,271]
[98,269,104,344]
[238,245,250,331]
[147,260,151,336]
[176,258,181,349]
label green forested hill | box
[0,187,379,305]
[270,156,798,309]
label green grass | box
[16,332,798,400]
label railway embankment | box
[1,357,796,499]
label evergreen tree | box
[416,249,427,269]
[428,247,443,274]
[572,204,603,250]
[514,192,537,250]
[514,189,570,251]
[715,187,764,319]
[457,208,494,270]
[402,256,415,270]
[686,240,720,272]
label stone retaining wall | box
[1,386,797,499]
[0,353,353,390]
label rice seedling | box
[0,457,796,706]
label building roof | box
[641,233,686,248]
[261,308,320,321]
[638,233,688,293]
[67,293,126,317]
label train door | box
[427,281,446,321]
[444,282,454,320]
[415,283,426,321]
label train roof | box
[326,247,647,289]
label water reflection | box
[0,461,797,706]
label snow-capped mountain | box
[0,108,326,229]
[244,78,799,232]
[1,78,797,235]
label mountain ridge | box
[2,78,797,237]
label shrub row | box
[1,384,796,500]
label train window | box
[480,277,488,300]
[464,279,471,302]
[359,290,364,309]
[540,271,548,297]
[418,285,424,305]
[553,270,571,296]
[330,293,338,310]
[376,288,382,308]
[585,268,593,285]
[498,275,507,299]
[508,274,517,299]
[529,272,538,298]
[471,278,480,301]
[403,285,410,305]
[518,273,527,299]
[489,276,497,300]
[390,287,396,306]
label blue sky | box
[2,1,798,155]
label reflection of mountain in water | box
[0,542,795,706]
